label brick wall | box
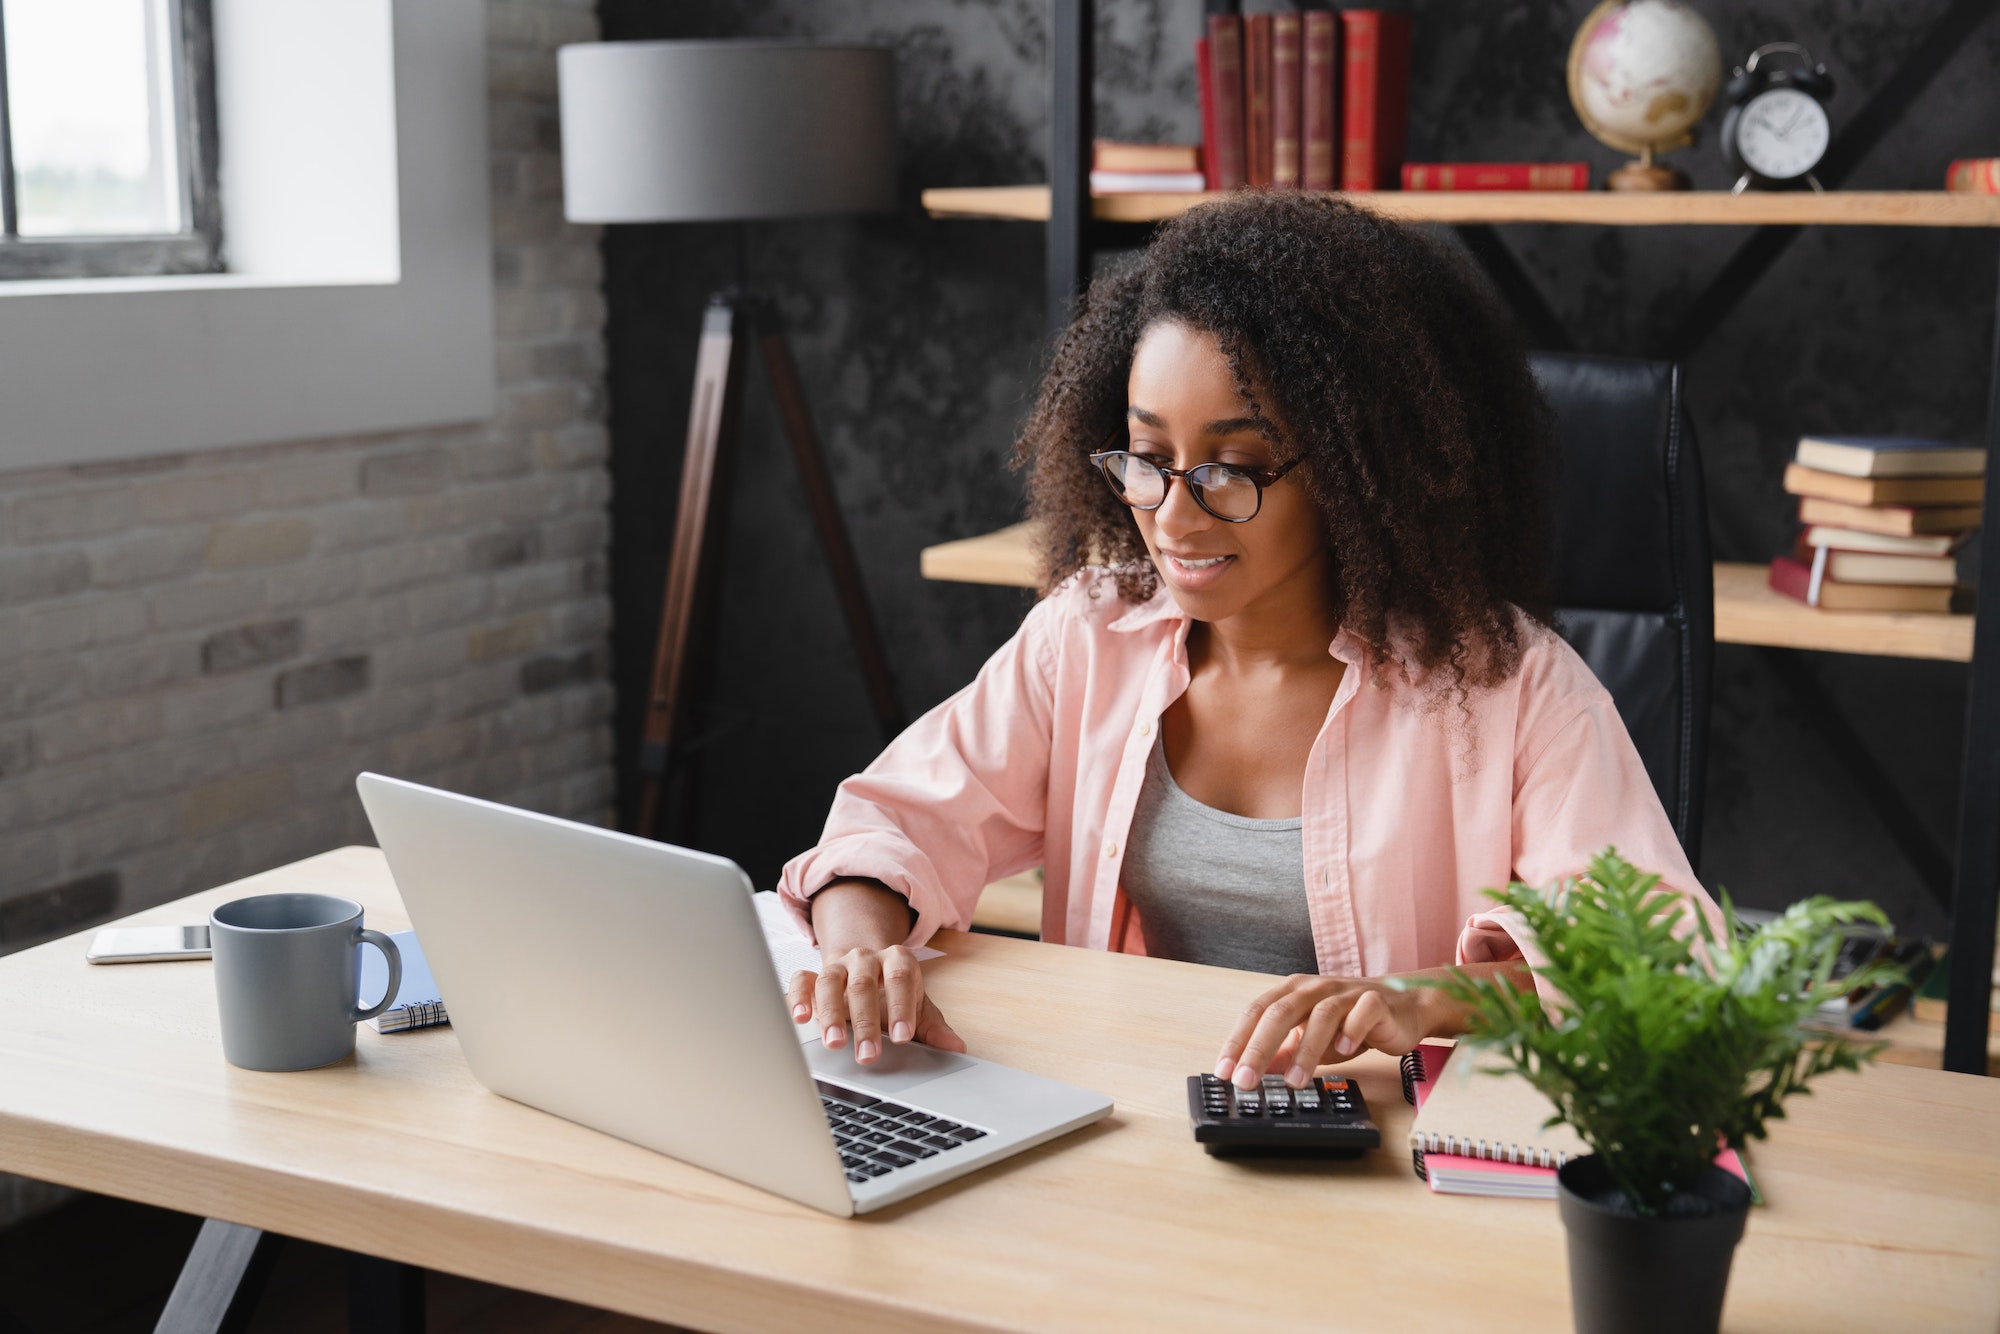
[0,0,612,956]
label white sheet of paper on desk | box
[753,892,942,1044]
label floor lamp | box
[558,40,906,839]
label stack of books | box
[1766,434,1983,614]
[1089,141,1206,194]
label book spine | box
[1799,496,1982,536]
[1245,14,1274,188]
[1786,462,1985,507]
[1271,13,1303,188]
[1340,10,1376,189]
[1207,16,1247,190]
[1196,38,1220,190]
[1947,158,2000,193]
[1301,11,1338,191]
[1374,13,1412,190]
[1400,163,1590,190]
[1768,555,1812,606]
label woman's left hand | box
[1213,973,1435,1090]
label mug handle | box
[351,929,404,1023]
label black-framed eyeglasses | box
[1087,449,1302,523]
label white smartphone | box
[86,925,211,963]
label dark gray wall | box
[598,0,1997,937]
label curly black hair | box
[1015,191,1554,694]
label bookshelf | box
[919,527,1976,665]
[924,186,2000,229]
[930,0,2000,1077]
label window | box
[0,0,219,279]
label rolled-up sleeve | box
[777,594,1061,948]
[1457,695,1723,999]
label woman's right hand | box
[786,879,966,1064]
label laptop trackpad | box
[806,1038,977,1094]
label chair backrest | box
[1532,352,1713,867]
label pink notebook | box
[1399,1042,1756,1201]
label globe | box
[1567,0,1722,189]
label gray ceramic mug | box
[210,893,402,1071]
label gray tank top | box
[1118,736,1318,976]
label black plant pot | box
[1556,1154,1753,1334]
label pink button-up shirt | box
[779,570,1712,978]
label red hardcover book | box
[1244,13,1274,188]
[1301,11,1339,191]
[1340,10,1412,191]
[1947,158,2000,193]
[1196,38,1220,190]
[1401,162,1590,191]
[1271,13,1303,188]
[1206,15,1247,191]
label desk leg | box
[348,1253,425,1333]
[153,1219,283,1334]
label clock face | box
[1736,87,1830,180]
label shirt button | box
[1137,720,1152,736]
[1103,840,1118,859]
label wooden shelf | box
[923,186,2000,228]
[919,521,1041,587]
[1713,561,1973,662]
[918,527,1976,664]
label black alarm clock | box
[1721,43,1834,192]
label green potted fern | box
[1410,849,1900,1334]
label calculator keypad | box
[1186,1073,1380,1157]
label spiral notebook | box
[357,930,448,1033]
[1401,1042,1751,1200]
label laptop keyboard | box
[816,1079,990,1184]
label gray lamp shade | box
[557,41,897,223]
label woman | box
[778,192,1712,1092]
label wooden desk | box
[2,848,1996,1332]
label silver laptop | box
[356,773,1112,1216]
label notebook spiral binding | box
[380,999,449,1032]
[1412,1131,1570,1169]
[1401,1048,1428,1181]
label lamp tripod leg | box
[757,321,906,739]
[632,295,905,843]
[636,297,744,841]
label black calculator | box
[1186,1072,1381,1157]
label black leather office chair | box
[1532,353,1713,867]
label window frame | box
[0,0,222,280]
